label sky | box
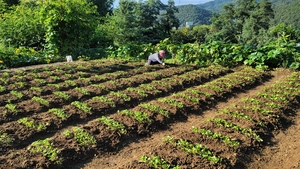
[113,0,214,7]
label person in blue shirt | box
[145,50,166,66]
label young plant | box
[173,93,200,104]
[109,91,131,101]
[211,118,263,142]
[1,72,10,78]
[139,103,169,117]
[12,75,25,81]
[139,84,161,94]
[14,81,26,89]
[218,109,252,121]
[64,80,77,87]
[91,84,109,91]
[34,78,47,85]
[192,127,240,148]
[158,98,184,109]
[71,101,91,113]
[53,91,71,100]
[48,108,68,119]
[92,96,115,107]
[77,71,88,76]
[30,86,42,93]
[98,116,127,134]
[50,75,61,82]
[118,109,152,123]
[63,127,96,147]
[126,87,148,98]
[173,138,222,163]
[140,155,180,169]
[10,90,23,100]
[32,96,49,106]
[0,130,12,144]
[78,77,91,83]
[28,138,62,164]
[17,117,48,131]
[74,87,90,95]
[47,83,61,89]
[4,103,18,115]
[0,78,8,85]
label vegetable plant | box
[118,109,152,123]
[92,96,115,107]
[98,116,127,134]
[10,90,23,100]
[63,127,96,147]
[48,108,68,119]
[53,91,70,100]
[32,96,49,106]
[71,101,91,113]
[17,117,48,131]
[139,103,169,117]
[140,155,180,169]
[28,138,62,164]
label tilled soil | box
[0,60,299,169]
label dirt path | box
[245,108,300,169]
[79,68,300,169]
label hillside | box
[175,4,212,27]
[175,0,300,29]
[272,0,300,28]
[197,0,232,12]
[197,0,297,12]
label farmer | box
[145,50,166,66]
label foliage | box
[209,0,274,45]
[118,109,152,123]
[107,0,179,46]
[0,130,12,144]
[64,127,96,146]
[48,108,68,119]
[18,117,48,131]
[271,0,300,29]
[98,116,127,134]
[28,138,62,164]
[140,155,180,169]
[71,101,91,113]
[39,0,99,57]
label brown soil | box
[0,60,299,169]
[79,68,300,169]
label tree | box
[108,0,179,46]
[88,0,114,16]
[209,0,274,45]
[39,0,99,57]
[3,0,19,6]
[159,0,179,36]
[0,1,44,48]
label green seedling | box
[98,116,126,134]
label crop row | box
[126,72,300,168]
[0,59,140,86]
[0,65,198,123]
[0,64,230,152]
[0,66,271,168]
[0,61,168,99]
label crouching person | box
[145,50,166,66]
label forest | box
[0,0,299,70]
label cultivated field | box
[0,59,299,169]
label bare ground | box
[80,68,300,169]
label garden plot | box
[0,60,299,169]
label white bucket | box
[66,55,73,62]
